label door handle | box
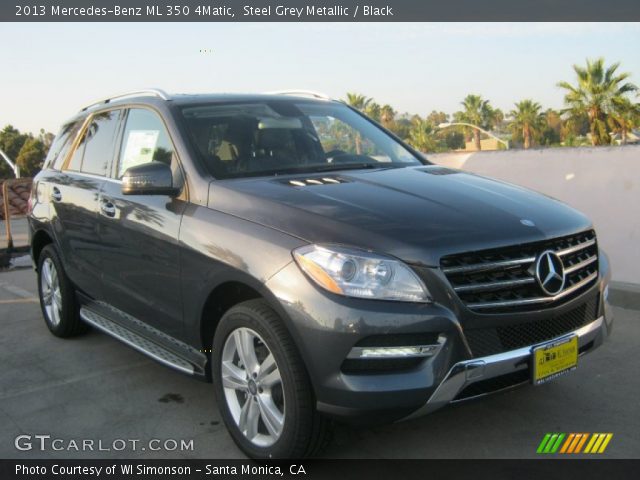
[51,187,62,202]
[100,199,116,217]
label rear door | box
[98,107,187,339]
[53,109,123,299]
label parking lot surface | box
[1,265,638,459]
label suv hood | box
[208,165,591,267]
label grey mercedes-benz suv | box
[28,89,613,458]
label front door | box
[98,107,187,340]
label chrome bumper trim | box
[401,316,605,420]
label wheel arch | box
[198,273,313,387]
[31,229,54,269]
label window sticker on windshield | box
[121,130,159,173]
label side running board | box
[80,307,195,375]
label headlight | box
[292,244,431,302]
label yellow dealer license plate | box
[532,335,578,385]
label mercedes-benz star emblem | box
[535,250,565,296]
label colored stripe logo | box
[537,433,613,454]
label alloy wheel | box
[40,258,62,327]
[221,327,285,447]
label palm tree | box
[453,94,496,151]
[509,100,545,149]
[407,117,440,153]
[608,97,640,144]
[344,93,372,112]
[558,58,638,145]
[365,102,381,122]
[380,104,396,129]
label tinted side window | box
[44,120,83,170]
[117,109,176,178]
[66,124,89,172]
[80,110,123,176]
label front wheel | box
[212,299,331,458]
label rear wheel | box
[212,299,331,458]
[37,244,86,337]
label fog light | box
[347,343,442,359]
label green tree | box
[608,97,640,144]
[0,125,30,178]
[509,100,545,149]
[380,104,396,130]
[406,117,441,153]
[558,58,638,145]
[391,115,412,139]
[344,92,372,112]
[426,111,448,126]
[540,109,563,146]
[443,131,466,150]
[16,135,47,177]
[364,102,381,122]
[453,94,497,151]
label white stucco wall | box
[429,145,640,285]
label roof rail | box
[81,89,171,111]
[265,90,332,100]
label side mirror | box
[121,162,180,196]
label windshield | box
[180,101,423,179]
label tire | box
[212,299,331,458]
[37,244,87,337]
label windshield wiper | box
[314,163,386,172]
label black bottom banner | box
[2,459,639,480]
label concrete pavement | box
[0,265,638,459]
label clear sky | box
[2,22,640,134]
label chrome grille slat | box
[442,257,536,275]
[454,277,535,293]
[556,238,596,257]
[440,230,599,313]
[564,255,598,274]
[466,272,598,310]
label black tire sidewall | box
[212,302,310,459]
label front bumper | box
[266,257,613,424]
[402,314,608,420]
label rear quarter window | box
[44,120,83,170]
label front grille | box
[465,292,599,357]
[440,230,598,313]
